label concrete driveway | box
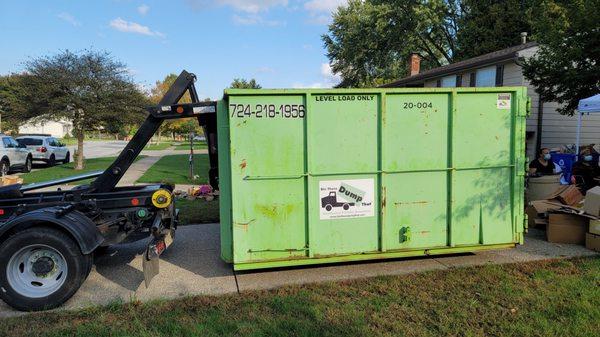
[0,225,597,317]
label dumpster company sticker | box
[319,179,374,220]
[497,93,511,109]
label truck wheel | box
[343,204,350,210]
[0,160,9,176]
[0,227,92,311]
[325,204,333,211]
[23,156,32,173]
[47,155,56,167]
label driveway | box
[0,226,596,317]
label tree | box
[149,73,202,140]
[0,74,27,133]
[522,0,600,115]
[230,78,262,89]
[19,50,147,169]
[323,0,537,87]
[323,0,461,87]
[455,0,534,60]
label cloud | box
[321,63,341,83]
[232,14,284,26]
[291,63,341,88]
[57,12,81,26]
[137,4,150,15]
[109,18,165,38]
[187,0,288,13]
[304,0,347,24]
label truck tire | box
[325,204,333,211]
[342,203,350,210]
[0,227,92,311]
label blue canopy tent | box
[575,94,600,154]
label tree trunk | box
[75,131,85,170]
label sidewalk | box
[0,226,596,317]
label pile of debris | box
[527,185,600,251]
[174,184,218,201]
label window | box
[2,138,11,148]
[436,79,441,87]
[17,138,43,146]
[440,75,455,87]
[456,75,463,87]
[495,65,504,86]
[469,73,476,87]
[475,66,496,87]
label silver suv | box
[0,136,32,176]
[16,135,70,167]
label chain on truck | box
[0,71,218,311]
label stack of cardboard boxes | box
[527,185,600,251]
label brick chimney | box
[409,53,421,76]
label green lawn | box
[1,257,598,337]
[144,143,173,151]
[173,142,208,150]
[19,157,145,184]
[58,138,107,145]
[137,154,209,185]
[176,198,220,224]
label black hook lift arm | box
[90,70,219,193]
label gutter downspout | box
[536,97,544,154]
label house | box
[381,38,598,159]
[18,118,72,138]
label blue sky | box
[0,0,345,99]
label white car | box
[16,135,70,166]
[0,136,32,176]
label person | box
[529,148,555,176]
[572,148,600,192]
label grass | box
[144,143,173,151]
[173,142,208,150]
[19,156,143,184]
[137,154,209,185]
[176,198,220,224]
[58,137,107,145]
[0,257,598,336]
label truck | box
[0,71,219,311]
[321,191,354,211]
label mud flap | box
[142,229,175,287]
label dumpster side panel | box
[217,99,233,262]
[451,92,515,245]
[227,95,307,262]
[307,94,379,256]
[382,93,450,250]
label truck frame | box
[0,71,218,311]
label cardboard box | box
[0,175,23,187]
[547,185,584,206]
[589,220,600,235]
[583,186,600,216]
[585,232,600,252]
[547,213,588,244]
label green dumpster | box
[217,87,529,270]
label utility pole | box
[189,132,194,180]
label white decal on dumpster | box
[319,179,374,220]
[497,93,511,109]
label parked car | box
[16,135,70,166]
[0,136,32,176]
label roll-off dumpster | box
[218,87,529,270]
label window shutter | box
[469,73,476,87]
[495,65,504,86]
[456,75,462,87]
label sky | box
[0,0,346,99]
